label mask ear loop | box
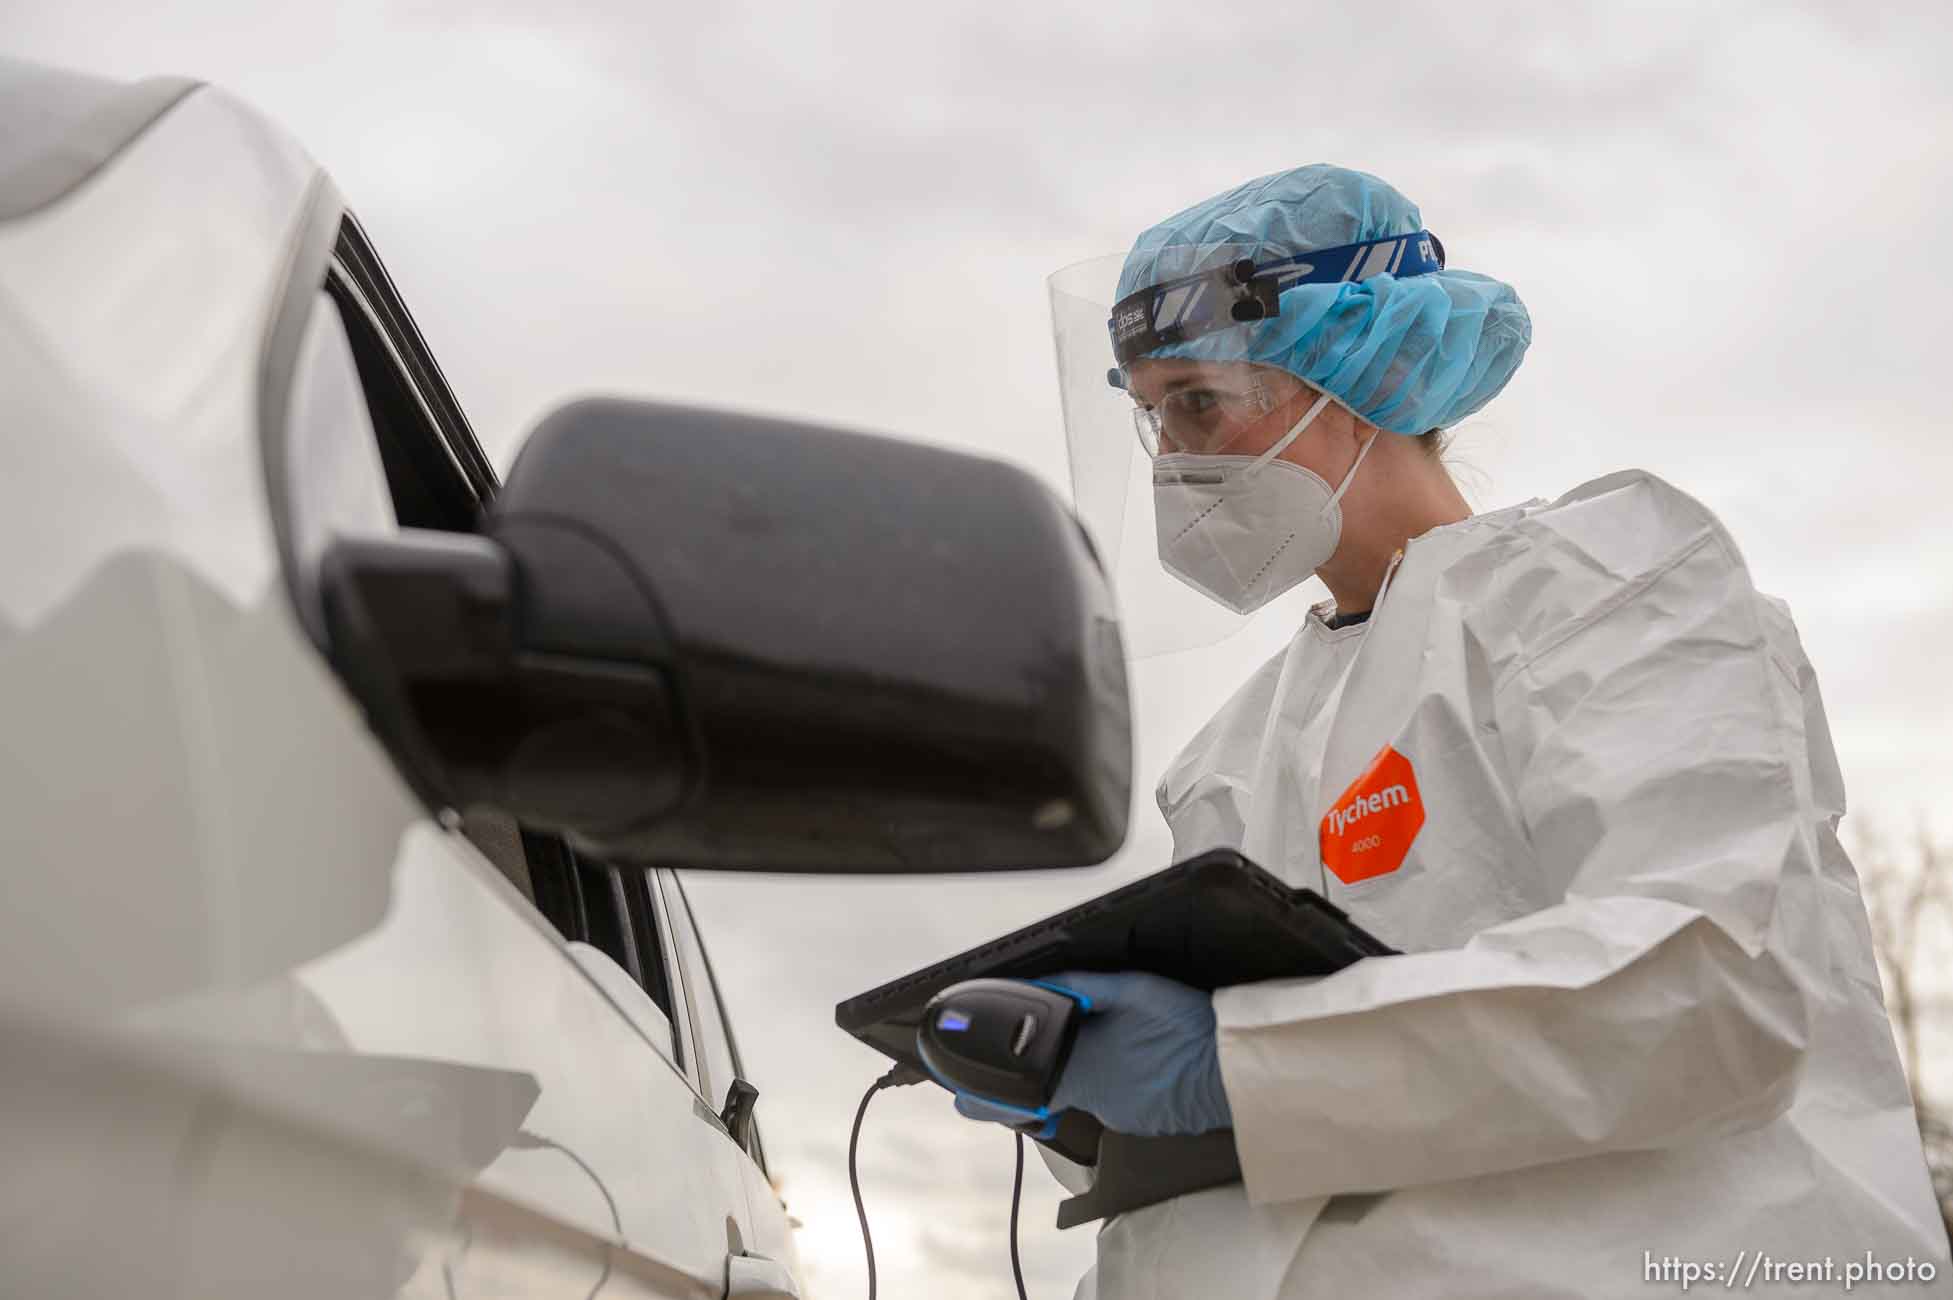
[1246,389,1335,472]
[1322,423,1380,515]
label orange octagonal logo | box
[1319,745,1425,885]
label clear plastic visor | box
[1050,247,1327,658]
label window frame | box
[664,872,767,1172]
[651,868,706,1096]
[324,213,497,514]
[271,208,691,1062]
[663,872,731,1103]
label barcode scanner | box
[915,977,1092,1138]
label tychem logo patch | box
[1320,745,1425,885]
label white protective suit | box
[1071,470,1949,1299]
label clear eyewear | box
[1130,380,1280,457]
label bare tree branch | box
[1856,817,1953,1244]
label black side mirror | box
[321,399,1130,872]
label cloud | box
[8,3,1951,1294]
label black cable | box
[849,1079,881,1300]
[1010,1130,1028,1300]
[851,1065,927,1300]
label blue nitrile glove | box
[951,971,1233,1137]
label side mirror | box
[321,399,1130,871]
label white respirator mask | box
[1151,390,1378,615]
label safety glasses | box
[1130,378,1283,457]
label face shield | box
[1050,231,1445,657]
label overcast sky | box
[12,3,1953,1296]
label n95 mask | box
[1152,391,1377,615]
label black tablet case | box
[834,848,1395,1225]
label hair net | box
[1116,164,1531,435]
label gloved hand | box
[952,971,1233,1137]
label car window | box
[321,216,493,532]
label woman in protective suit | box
[963,165,1949,1298]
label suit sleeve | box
[1213,526,1820,1204]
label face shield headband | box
[1106,230,1446,375]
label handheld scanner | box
[917,978,1090,1134]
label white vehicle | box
[0,57,1129,1299]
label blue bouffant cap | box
[1115,164,1531,434]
